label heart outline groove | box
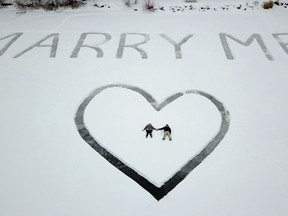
[74,84,230,201]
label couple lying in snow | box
[143,123,172,141]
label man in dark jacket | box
[158,124,172,141]
[143,123,156,138]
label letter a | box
[14,33,59,58]
[272,33,288,56]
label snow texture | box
[0,0,288,215]
[75,84,230,200]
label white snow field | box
[1,0,288,215]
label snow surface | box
[0,0,288,215]
[85,87,221,186]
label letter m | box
[219,33,273,61]
[0,33,23,56]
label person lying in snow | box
[158,124,172,141]
[143,123,156,138]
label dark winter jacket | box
[143,124,156,131]
[158,125,172,133]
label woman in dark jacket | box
[143,123,156,138]
[158,124,172,141]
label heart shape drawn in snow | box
[74,84,230,201]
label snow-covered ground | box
[1,0,288,215]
